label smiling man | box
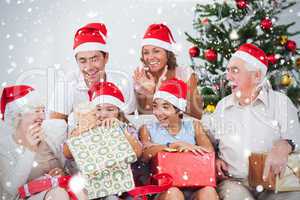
[206,43,300,200]
[49,23,136,127]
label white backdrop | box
[0,0,299,96]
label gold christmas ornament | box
[279,35,288,45]
[280,74,292,87]
[205,104,216,113]
[296,57,300,69]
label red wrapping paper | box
[151,151,216,188]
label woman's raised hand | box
[133,67,156,96]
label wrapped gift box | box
[18,175,77,200]
[151,151,216,188]
[67,125,137,199]
[249,152,300,192]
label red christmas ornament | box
[286,40,297,53]
[189,46,200,57]
[204,49,217,62]
[236,0,248,9]
[266,54,277,65]
[260,18,273,30]
[201,18,209,25]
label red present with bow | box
[18,175,77,200]
[151,151,216,188]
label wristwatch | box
[286,139,296,152]
[166,142,171,148]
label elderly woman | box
[133,23,203,119]
[0,85,69,200]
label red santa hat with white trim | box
[153,78,187,111]
[142,23,176,52]
[73,22,108,55]
[230,43,269,77]
[1,85,44,124]
[88,81,125,110]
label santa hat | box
[153,78,187,111]
[142,23,176,52]
[73,23,108,55]
[88,81,125,110]
[230,43,269,77]
[1,85,43,122]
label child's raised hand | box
[98,117,120,129]
[171,141,209,155]
[68,128,81,138]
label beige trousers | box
[217,179,300,200]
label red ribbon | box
[18,175,77,200]
[128,173,173,200]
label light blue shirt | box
[147,119,196,145]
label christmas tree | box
[186,0,300,113]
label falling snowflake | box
[87,11,99,18]
[27,8,32,13]
[16,33,23,37]
[121,79,127,86]
[6,34,10,39]
[8,45,14,50]
[182,173,189,180]
[54,63,61,69]
[134,109,139,119]
[244,98,250,104]
[26,57,34,64]
[32,161,39,168]
[10,62,17,68]
[6,182,11,187]
[15,147,23,154]
[157,7,163,15]
[235,90,242,98]
[173,43,182,52]
[256,185,264,192]
[69,174,87,193]
[271,120,279,128]
[1,82,7,87]
[7,68,15,74]
[229,29,239,40]
[244,149,251,158]
[129,49,135,55]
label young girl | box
[87,81,142,157]
[64,81,142,199]
[0,85,69,200]
[139,78,219,200]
